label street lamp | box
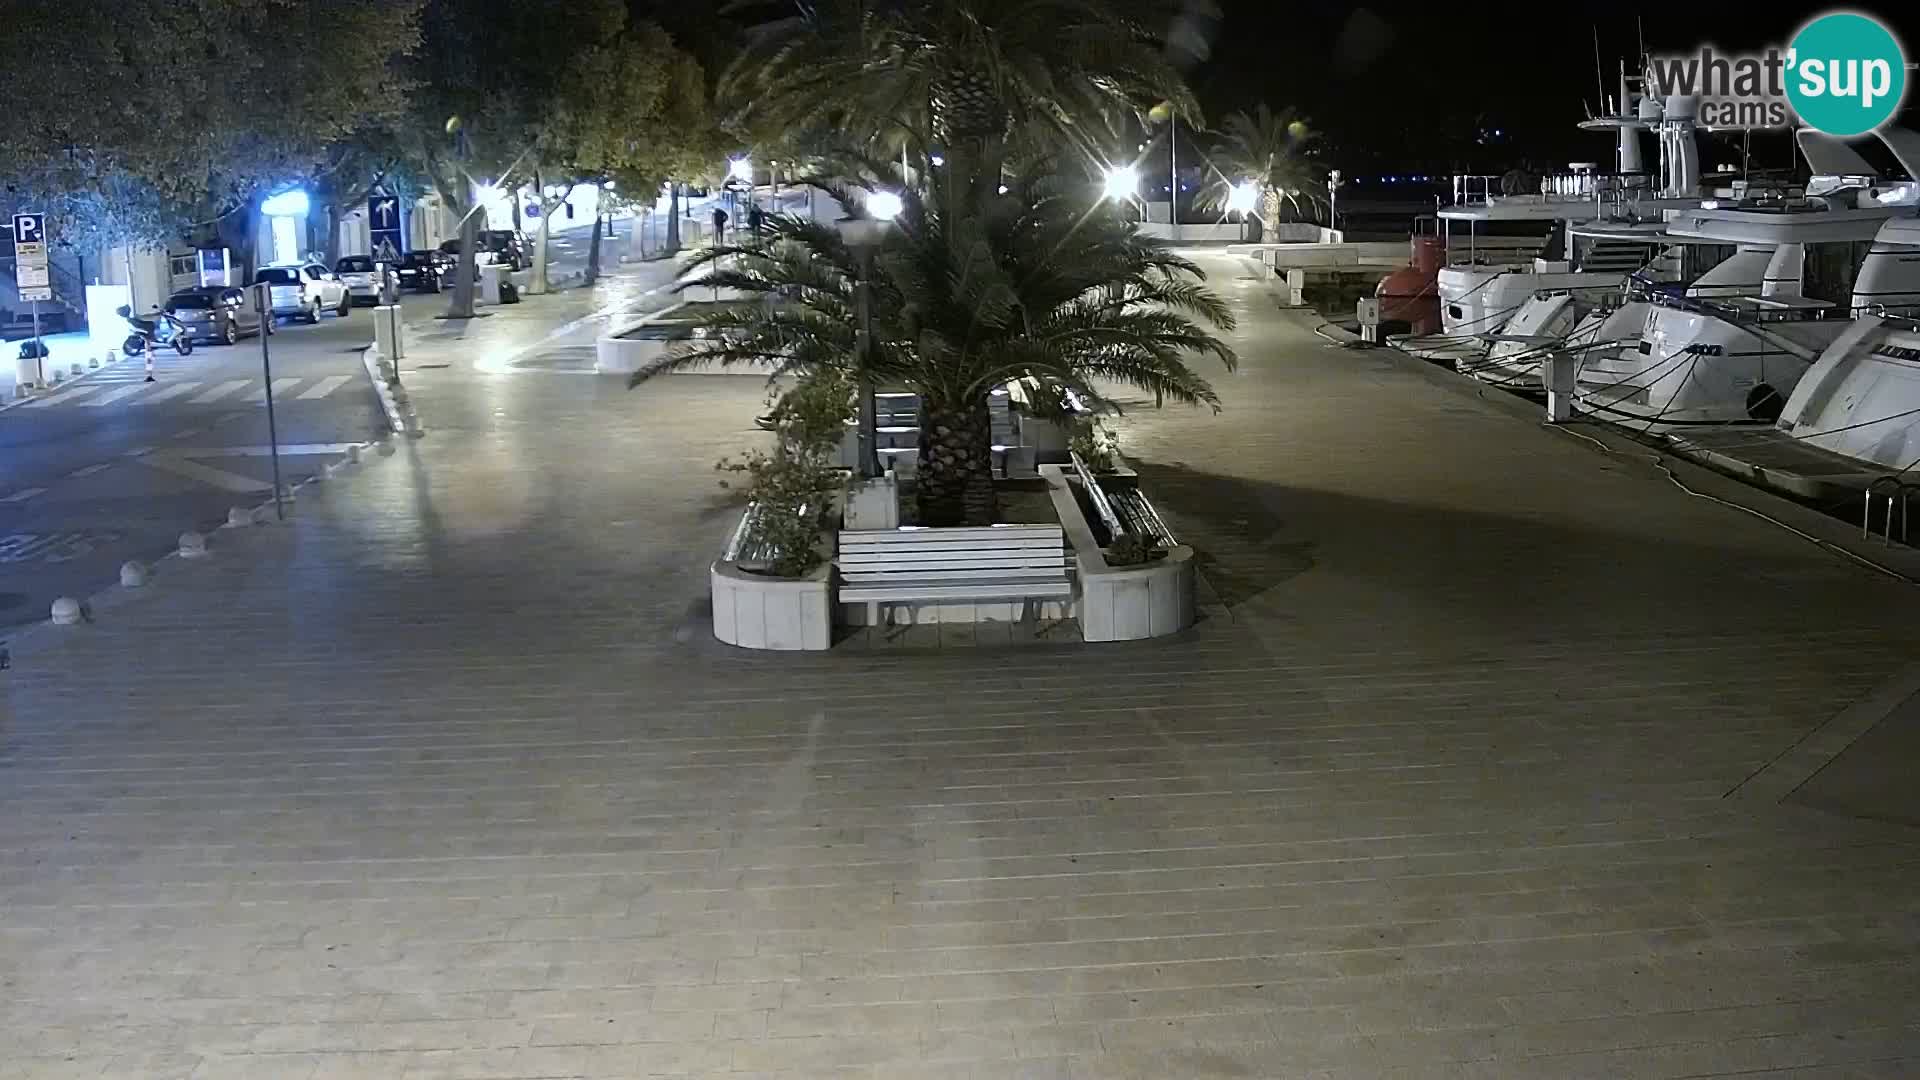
[1102,164,1139,202]
[1225,181,1259,215]
[728,157,753,183]
[837,191,902,479]
[864,189,904,221]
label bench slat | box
[841,581,1074,602]
[840,553,1068,568]
[843,567,1068,584]
[841,525,1061,544]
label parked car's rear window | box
[336,256,374,272]
[166,292,215,309]
[255,268,299,285]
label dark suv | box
[440,230,528,271]
[394,250,455,293]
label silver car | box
[333,255,398,306]
[163,286,265,346]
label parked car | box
[163,286,264,345]
[333,255,398,306]
[254,263,351,323]
[393,250,456,293]
[439,229,528,271]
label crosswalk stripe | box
[265,378,303,400]
[81,383,158,407]
[1,487,46,503]
[20,384,106,408]
[189,380,253,404]
[137,382,202,405]
[298,375,354,400]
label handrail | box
[1068,451,1126,539]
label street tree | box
[0,0,418,273]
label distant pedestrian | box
[711,207,728,245]
[747,204,764,246]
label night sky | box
[1194,3,1920,175]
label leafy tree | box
[635,170,1237,526]
[1202,106,1325,231]
[725,0,1201,249]
[0,0,418,272]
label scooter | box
[117,305,193,357]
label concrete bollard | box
[50,597,83,625]
[119,561,149,588]
[227,506,257,527]
[69,362,83,377]
[105,349,117,365]
[346,444,362,464]
[88,354,100,369]
[178,531,209,558]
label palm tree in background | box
[724,0,1203,249]
[632,172,1238,526]
[1203,105,1325,233]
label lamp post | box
[1328,169,1343,232]
[1102,164,1140,218]
[836,190,902,479]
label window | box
[168,292,214,309]
[256,268,298,285]
[336,256,374,273]
[304,266,324,281]
[223,289,245,305]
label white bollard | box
[88,354,100,369]
[50,597,83,625]
[227,506,257,528]
[1544,349,1576,423]
[119,561,149,588]
[178,531,209,558]
[346,444,362,463]
[373,305,406,361]
[105,349,117,365]
[1284,269,1306,307]
[144,352,155,382]
[69,361,82,377]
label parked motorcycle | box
[117,305,194,357]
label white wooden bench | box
[837,524,1073,626]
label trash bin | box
[13,347,45,390]
[479,264,508,305]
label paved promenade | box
[2,252,1917,1079]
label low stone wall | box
[1040,465,1196,642]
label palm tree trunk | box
[915,393,996,526]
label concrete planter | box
[711,510,831,651]
[1040,465,1196,642]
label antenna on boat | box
[1593,26,1606,116]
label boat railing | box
[1450,170,1655,208]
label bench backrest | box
[839,525,1068,582]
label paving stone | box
[3,254,1918,1077]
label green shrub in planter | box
[716,372,855,578]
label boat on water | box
[1396,68,1717,366]
[1572,132,1920,432]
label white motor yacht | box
[1764,218,1920,469]
[1572,131,1920,431]
[1399,70,1716,368]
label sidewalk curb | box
[0,345,134,413]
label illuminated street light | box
[1225,181,1259,215]
[728,157,753,182]
[1102,165,1138,202]
[865,189,904,221]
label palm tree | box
[724,0,1200,246]
[633,172,1238,526]
[1202,105,1325,233]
